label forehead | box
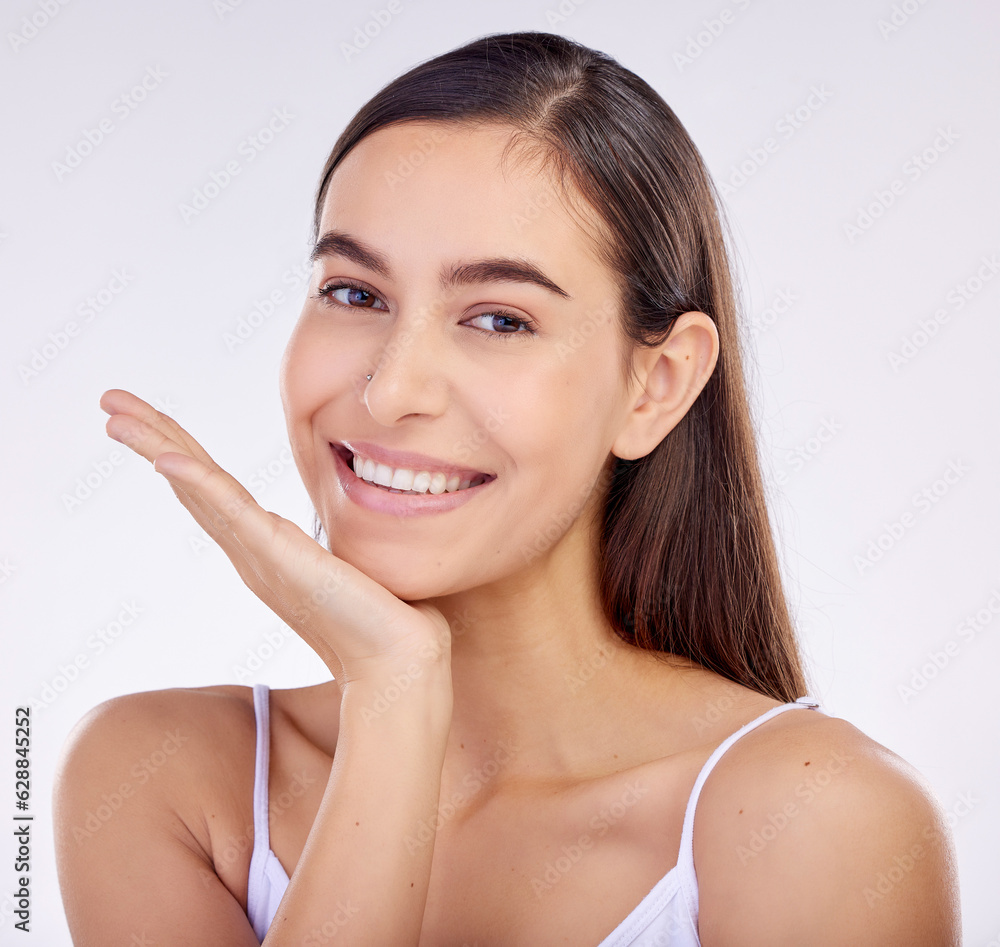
[318,121,615,294]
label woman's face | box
[280,120,637,600]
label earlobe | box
[611,311,719,461]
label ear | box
[611,311,720,461]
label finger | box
[101,389,218,469]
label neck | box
[424,523,698,791]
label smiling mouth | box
[332,445,495,496]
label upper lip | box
[334,441,495,481]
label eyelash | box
[312,278,538,341]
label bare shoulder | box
[54,684,258,855]
[55,683,257,777]
[693,705,962,947]
[52,684,271,944]
[53,680,340,858]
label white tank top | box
[246,683,826,944]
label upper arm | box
[53,690,261,947]
[696,715,962,947]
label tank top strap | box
[246,683,273,940]
[674,694,825,928]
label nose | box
[363,303,450,425]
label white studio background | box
[1,0,997,943]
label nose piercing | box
[365,374,373,381]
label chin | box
[323,538,448,602]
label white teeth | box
[391,468,415,491]
[347,450,487,496]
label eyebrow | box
[310,230,572,300]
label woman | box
[54,30,961,945]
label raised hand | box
[99,389,451,684]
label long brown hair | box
[307,31,809,702]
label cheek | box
[279,321,350,491]
[281,318,356,415]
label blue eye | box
[313,279,538,341]
[315,280,389,310]
[464,311,536,338]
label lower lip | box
[331,445,494,517]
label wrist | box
[340,653,453,723]
[340,635,452,688]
